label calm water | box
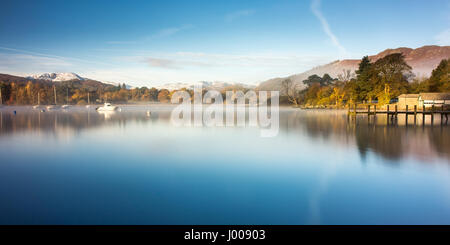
[0,105,449,224]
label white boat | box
[46,105,60,110]
[96,103,119,111]
[61,105,70,109]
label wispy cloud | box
[225,10,255,22]
[0,46,112,66]
[106,41,138,45]
[435,28,450,45]
[107,24,194,45]
[0,53,72,75]
[150,24,194,39]
[144,57,178,69]
[133,51,332,71]
[311,0,347,54]
[142,56,214,69]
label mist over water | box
[0,106,449,224]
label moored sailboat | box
[96,102,119,111]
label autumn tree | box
[158,89,170,103]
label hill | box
[257,45,450,91]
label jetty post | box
[386,105,390,124]
[395,105,398,122]
[414,105,417,124]
[405,105,408,125]
[431,105,435,125]
[422,105,425,125]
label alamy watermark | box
[170,84,279,137]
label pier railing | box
[347,104,449,125]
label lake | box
[0,105,449,224]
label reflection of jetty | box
[348,104,449,125]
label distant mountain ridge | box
[155,81,256,91]
[258,45,450,91]
[2,73,254,91]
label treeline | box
[0,76,252,105]
[0,77,159,105]
[282,55,449,107]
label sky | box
[0,0,449,86]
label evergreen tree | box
[356,56,371,77]
[428,58,450,92]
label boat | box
[96,103,119,111]
[46,86,60,111]
[33,92,43,109]
[46,105,60,110]
[61,105,70,110]
[86,92,91,108]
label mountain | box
[0,73,115,90]
[258,45,450,91]
[27,72,85,82]
[0,73,51,85]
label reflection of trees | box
[428,128,450,156]
[2,108,449,162]
[353,126,404,161]
[0,109,160,137]
[281,109,450,162]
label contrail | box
[0,46,114,66]
[311,0,347,54]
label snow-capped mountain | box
[28,72,85,82]
[155,81,256,91]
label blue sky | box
[0,0,449,86]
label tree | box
[337,69,354,82]
[302,74,335,87]
[371,53,411,99]
[356,56,371,77]
[428,58,450,92]
[149,88,159,101]
[158,89,170,103]
[281,78,299,105]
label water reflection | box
[1,106,449,162]
[283,109,450,161]
[1,106,449,225]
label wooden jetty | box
[348,104,449,125]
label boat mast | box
[66,88,69,105]
[87,92,90,104]
[37,92,40,105]
[53,85,57,105]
